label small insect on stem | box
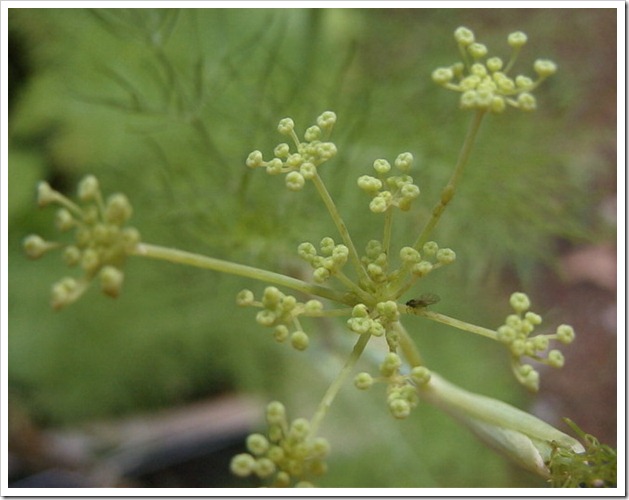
[406,293,441,311]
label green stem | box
[411,309,498,340]
[310,332,371,435]
[395,321,424,367]
[413,109,486,250]
[382,209,393,257]
[132,242,352,305]
[311,172,368,283]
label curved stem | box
[132,242,352,305]
[310,332,371,435]
[413,109,486,250]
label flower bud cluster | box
[359,239,391,286]
[496,292,575,391]
[432,26,557,113]
[23,176,140,309]
[357,153,420,213]
[297,237,349,284]
[399,241,456,279]
[236,287,323,351]
[354,357,431,420]
[246,112,338,191]
[346,300,398,338]
[230,401,330,487]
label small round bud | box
[497,325,516,344]
[436,248,456,265]
[394,152,414,172]
[486,57,503,72]
[491,96,506,113]
[230,453,255,477]
[507,31,528,48]
[313,267,331,283]
[246,433,270,456]
[277,117,295,135]
[55,208,75,232]
[266,401,286,425]
[400,246,421,264]
[273,325,289,342]
[78,175,100,201]
[265,158,283,175]
[256,310,277,327]
[274,143,290,158]
[454,26,475,46]
[104,193,133,224]
[373,159,391,175]
[532,335,549,352]
[388,398,411,419]
[517,92,537,111]
[380,352,402,376]
[23,235,55,259]
[253,457,276,478]
[432,67,454,85]
[534,59,557,77]
[304,299,323,315]
[300,162,316,180]
[556,324,575,344]
[354,372,374,390]
[37,181,58,206]
[369,195,389,214]
[81,248,101,274]
[410,366,431,385]
[304,125,321,141]
[236,289,255,306]
[100,266,124,298]
[316,111,337,130]
[285,171,305,191]
[524,311,542,325]
[290,330,309,351]
[357,175,382,193]
[289,418,311,441]
[422,241,439,256]
[246,150,264,168]
[548,349,565,368]
[468,42,488,59]
[509,292,531,313]
[411,260,433,277]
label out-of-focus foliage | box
[9,8,615,487]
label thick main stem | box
[132,243,351,305]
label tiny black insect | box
[406,293,441,309]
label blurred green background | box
[8,8,616,487]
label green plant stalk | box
[310,331,372,436]
[414,309,498,340]
[311,171,369,283]
[395,321,424,367]
[382,208,393,257]
[132,242,351,305]
[414,109,486,250]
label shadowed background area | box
[8,8,616,487]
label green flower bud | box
[290,330,309,351]
[394,152,414,172]
[273,325,289,343]
[304,125,322,141]
[23,234,57,259]
[277,117,295,135]
[548,349,565,368]
[104,193,133,224]
[285,171,305,191]
[357,175,383,193]
[432,67,454,85]
[400,246,421,264]
[556,324,575,344]
[37,181,58,206]
[517,92,537,111]
[508,31,528,48]
[230,453,255,477]
[253,457,276,478]
[411,260,433,277]
[266,401,286,425]
[300,162,316,180]
[468,42,488,59]
[354,372,374,390]
[100,266,124,298]
[509,292,531,313]
[246,433,269,456]
[436,248,456,265]
[246,150,264,168]
[316,111,337,130]
[369,195,389,214]
[289,418,311,441]
[411,365,431,385]
[534,59,557,77]
[54,208,75,232]
[236,289,255,306]
[77,175,100,202]
[389,397,411,419]
[454,26,475,46]
[373,159,391,175]
[486,57,503,72]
